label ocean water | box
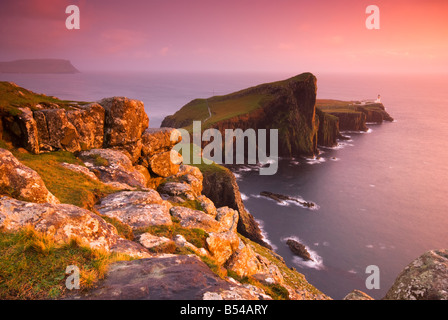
[1,71,447,299]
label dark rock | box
[286,239,313,261]
[201,167,271,249]
[343,290,374,300]
[69,255,263,300]
[260,191,315,208]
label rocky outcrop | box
[95,191,173,230]
[66,103,105,150]
[0,196,115,251]
[0,148,59,204]
[315,108,340,147]
[384,249,448,300]
[343,290,374,300]
[100,97,149,164]
[286,239,313,261]
[78,149,147,189]
[0,59,79,74]
[162,73,319,158]
[325,111,367,132]
[260,191,316,209]
[69,255,267,300]
[201,166,271,249]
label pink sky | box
[0,0,447,73]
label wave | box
[282,236,325,270]
[255,193,320,210]
[240,193,249,201]
[254,218,277,250]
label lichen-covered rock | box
[66,103,105,150]
[34,108,81,152]
[215,207,239,233]
[141,127,182,158]
[95,191,173,230]
[148,150,182,178]
[205,231,240,266]
[158,182,196,200]
[343,290,374,300]
[99,97,149,164]
[17,107,40,154]
[78,149,147,189]
[384,249,448,300]
[137,232,172,250]
[110,238,152,259]
[60,162,100,182]
[69,255,263,300]
[0,148,59,204]
[169,206,224,233]
[196,195,217,217]
[0,196,119,251]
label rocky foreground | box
[0,81,446,300]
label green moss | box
[139,218,209,249]
[99,216,134,241]
[0,227,131,300]
[12,150,118,210]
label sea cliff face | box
[163,73,320,158]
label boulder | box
[95,191,173,230]
[17,107,40,154]
[158,182,196,201]
[384,249,448,300]
[286,238,313,261]
[66,103,105,150]
[110,238,152,259]
[69,255,263,300]
[34,109,81,152]
[169,206,224,233]
[148,150,182,178]
[78,149,147,189]
[0,148,59,204]
[99,97,149,163]
[196,195,217,217]
[137,232,172,250]
[0,196,119,251]
[141,127,182,158]
[205,231,240,266]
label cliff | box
[0,59,79,74]
[162,73,320,158]
[162,75,394,154]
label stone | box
[205,231,240,266]
[158,182,196,201]
[138,232,172,250]
[170,206,224,233]
[78,149,147,188]
[384,249,448,300]
[66,103,105,150]
[60,162,100,182]
[0,148,59,204]
[215,207,239,233]
[148,150,182,178]
[17,107,39,154]
[99,97,149,163]
[95,191,173,230]
[34,108,81,152]
[141,127,182,158]
[110,238,152,259]
[196,195,217,217]
[69,255,263,300]
[0,196,119,251]
[343,289,374,300]
[286,238,313,261]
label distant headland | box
[0,59,79,74]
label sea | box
[1,71,447,299]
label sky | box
[0,0,447,73]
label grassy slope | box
[0,81,89,116]
[164,73,312,130]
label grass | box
[8,148,118,210]
[0,81,89,117]
[139,217,209,250]
[0,226,131,300]
[164,73,315,131]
